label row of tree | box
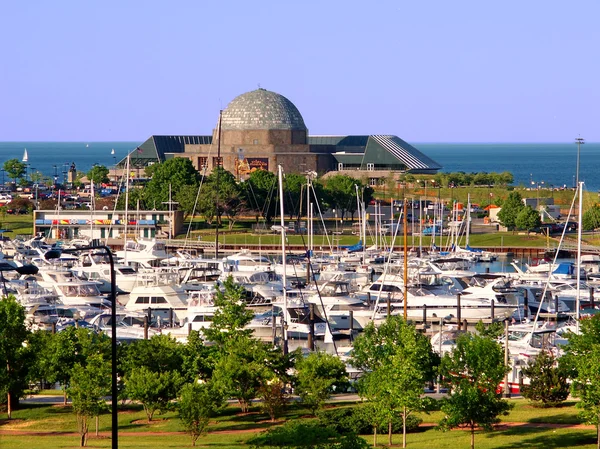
[115,159,375,225]
[3,285,600,448]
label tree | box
[257,377,288,422]
[520,350,569,407]
[121,333,184,376]
[562,315,600,448]
[497,191,524,230]
[202,275,255,346]
[125,366,183,422]
[245,169,278,222]
[178,381,224,446]
[197,167,242,226]
[583,204,600,231]
[283,173,306,219]
[515,206,541,234]
[325,175,372,221]
[351,316,438,447]
[211,338,267,414]
[44,327,111,405]
[68,355,111,447]
[144,158,201,210]
[3,159,26,184]
[0,296,29,418]
[294,351,348,415]
[86,165,110,184]
[438,333,512,449]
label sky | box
[1,0,599,142]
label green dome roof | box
[221,89,307,131]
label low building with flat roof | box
[119,88,441,180]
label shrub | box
[317,406,422,435]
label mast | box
[277,165,288,354]
[215,110,222,259]
[576,181,583,332]
[124,153,130,263]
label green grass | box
[0,212,33,236]
[1,398,595,449]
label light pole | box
[45,245,118,449]
[575,136,585,187]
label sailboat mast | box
[278,165,288,354]
[576,181,583,330]
[124,154,130,263]
[215,110,222,259]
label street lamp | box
[575,136,585,187]
[44,245,118,449]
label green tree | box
[497,191,524,230]
[562,315,600,448]
[125,366,183,422]
[438,333,512,449]
[325,175,372,221]
[121,333,184,376]
[144,158,201,210]
[44,327,111,405]
[3,159,26,184]
[294,351,348,415]
[68,355,111,447]
[181,330,219,382]
[283,172,307,219]
[203,276,255,346]
[351,316,438,447]
[175,184,200,219]
[197,167,242,226]
[0,296,30,418]
[178,381,225,446]
[211,338,267,414]
[583,204,600,231]
[520,350,569,407]
[245,169,278,222]
[86,165,110,184]
[515,205,541,234]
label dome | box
[220,88,307,131]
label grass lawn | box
[0,212,33,236]
[1,398,596,449]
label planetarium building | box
[125,88,441,179]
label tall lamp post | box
[45,245,118,449]
[575,136,585,187]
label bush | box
[247,419,368,449]
[317,406,422,435]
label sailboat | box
[22,148,29,163]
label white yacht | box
[116,239,169,267]
[223,250,272,273]
[37,268,112,315]
[124,283,189,324]
[74,251,140,293]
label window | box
[198,157,208,170]
[338,163,344,171]
[135,296,150,304]
[213,157,223,168]
[151,296,168,304]
[369,178,378,186]
[366,163,374,171]
[253,139,259,145]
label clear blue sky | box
[2,0,598,142]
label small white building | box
[33,209,183,241]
